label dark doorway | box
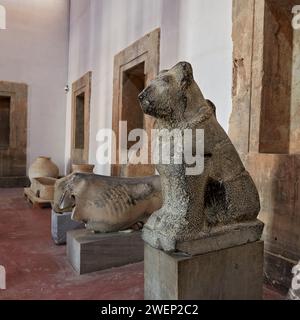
[122,62,145,150]
[0,81,28,187]
[75,92,85,150]
[0,96,11,149]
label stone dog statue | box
[53,173,162,233]
[138,61,262,252]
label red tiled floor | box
[0,188,143,300]
[263,284,286,300]
[0,188,285,300]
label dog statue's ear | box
[179,62,193,90]
[159,69,169,75]
[171,62,194,90]
[206,99,216,118]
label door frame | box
[111,28,160,176]
[71,71,92,165]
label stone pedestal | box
[144,240,264,300]
[67,229,144,274]
[51,210,84,245]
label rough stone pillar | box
[229,0,300,290]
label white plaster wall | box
[176,0,233,132]
[66,0,233,175]
[0,0,69,174]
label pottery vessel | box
[29,157,59,182]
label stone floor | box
[0,188,286,300]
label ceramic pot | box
[28,156,59,182]
[72,164,95,174]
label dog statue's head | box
[138,61,211,124]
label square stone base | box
[51,210,85,245]
[145,241,264,300]
[67,229,144,274]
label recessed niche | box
[75,92,85,150]
[259,0,293,154]
[71,71,92,165]
[111,28,160,177]
[0,96,10,149]
[0,81,28,180]
[122,62,145,150]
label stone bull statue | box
[52,173,162,233]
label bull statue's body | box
[53,173,162,233]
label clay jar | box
[71,164,95,173]
[29,156,59,182]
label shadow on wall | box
[246,154,298,292]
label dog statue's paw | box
[144,209,163,230]
[142,209,192,251]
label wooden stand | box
[24,188,52,209]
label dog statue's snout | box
[138,90,147,102]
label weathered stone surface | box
[144,241,264,300]
[51,210,84,245]
[290,18,300,153]
[139,61,262,252]
[229,0,300,290]
[230,0,294,155]
[229,0,256,155]
[176,219,264,256]
[53,173,162,233]
[67,229,144,274]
